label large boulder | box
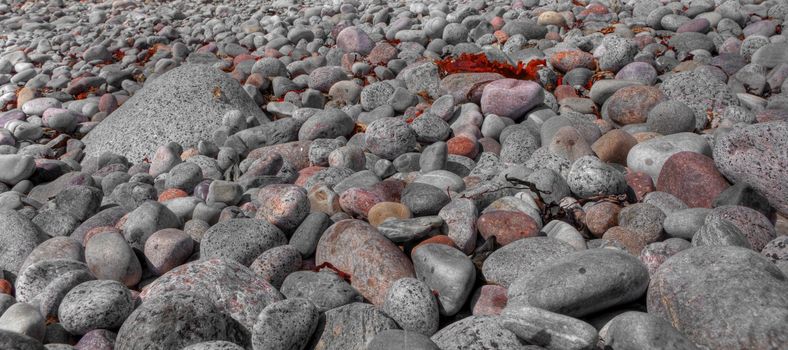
[647,246,788,349]
[82,64,268,161]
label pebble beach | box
[0,0,786,349]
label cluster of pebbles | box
[0,0,787,349]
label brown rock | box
[549,50,596,73]
[339,187,385,218]
[477,210,540,246]
[602,226,653,255]
[584,202,621,238]
[315,219,416,305]
[656,152,730,208]
[414,235,459,251]
[447,136,479,159]
[367,202,412,226]
[308,184,341,215]
[605,86,666,125]
[256,184,310,231]
[592,129,637,165]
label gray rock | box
[0,329,45,350]
[58,280,133,335]
[713,122,788,215]
[438,198,478,254]
[502,305,599,350]
[377,216,443,243]
[251,298,319,350]
[0,210,44,277]
[249,245,301,289]
[53,185,103,221]
[411,244,475,316]
[182,341,244,350]
[604,311,700,350]
[383,277,440,336]
[664,208,711,239]
[659,71,740,130]
[70,206,127,244]
[647,246,788,349]
[482,237,576,288]
[367,329,440,350]
[309,303,399,350]
[361,81,396,111]
[289,212,332,257]
[280,270,362,312]
[115,292,249,350]
[752,43,788,69]
[431,315,531,350]
[0,155,35,185]
[201,218,287,266]
[509,248,649,318]
[14,259,94,318]
[596,36,638,72]
[397,62,442,99]
[365,118,417,160]
[164,162,203,193]
[82,64,267,161]
[647,100,696,134]
[298,109,355,141]
[122,201,180,251]
[691,215,751,249]
[567,156,627,198]
[0,302,45,341]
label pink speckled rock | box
[480,79,544,120]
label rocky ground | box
[0,0,786,349]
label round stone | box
[85,231,140,287]
[368,202,412,227]
[482,237,576,288]
[656,152,730,208]
[256,184,310,231]
[249,245,301,289]
[604,85,666,125]
[567,156,628,198]
[412,244,476,316]
[647,100,696,135]
[365,118,417,160]
[58,280,133,335]
[143,228,193,276]
[200,218,287,266]
[476,211,540,246]
[382,277,440,336]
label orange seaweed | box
[435,53,546,81]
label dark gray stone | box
[431,315,530,350]
[308,303,398,350]
[482,237,575,288]
[122,201,180,251]
[401,183,450,216]
[0,209,44,277]
[605,311,700,350]
[383,277,440,336]
[200,218,287,266]
[367,329,440,350]
[251,298,319,350]
[502,305,599,350]
[115,292,249,350]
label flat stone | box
[482,237,575,288]
[280,270,362,312]
[431,315,531,350]
[508,248,649,317]
[502,305,599,350]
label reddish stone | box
[158,188,188,202]
[602,226,651,255]
[144,228,193,276]
[545,31,562,41]
[98,93,118,114]
[233,54,256,65]
[625,171,655,201]
[0,279,12,295]
[491,17,505,30]
[477,210,539,246]
[180,148,199,160]
[256,184,310,231]
[447,136,479,159]
[414,235,458,251]
[580,3,609,16]
[339,187,385,218]
[315,219,415,306]
[369,179,406,202]
[549,50,597,73]
[471,285,508,316]
[247,141,312,170]
[367,42,398,65]
[584,202,622,238]
[657,152,730,208]
[605,86,666,125]
[554,85,579,101]
[294,166,326,187]
[493,30,508,44]
[439,73,505,104]
[245,73,267,89]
